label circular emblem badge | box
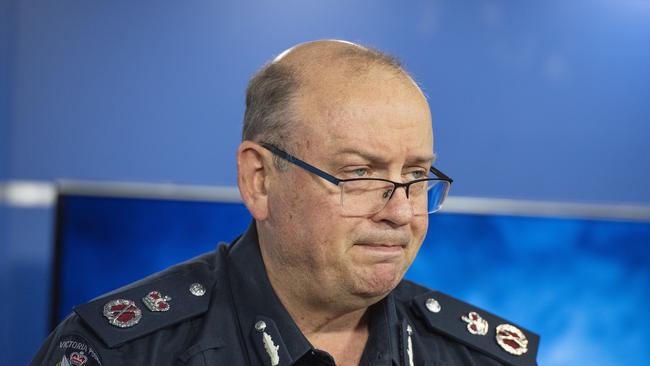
[495,323,528,356]
[103,299,142,328]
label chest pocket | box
[177,336,224,365]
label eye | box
[407,169,428,180]
[342,166,370,178]
[351,168,369,177]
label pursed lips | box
[353,236,410,254]
[353,234,409,247]
[355,242,405,248]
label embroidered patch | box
[51,335,103,366]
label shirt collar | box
[361,291,402,366]
[226,223,403,366]
[226,223,313,365]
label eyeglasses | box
[260,143,453,216]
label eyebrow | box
[334,148,437,165]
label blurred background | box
[1,0,649,365]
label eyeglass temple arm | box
[430,166,453,183]
[260,143,341,186]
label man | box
[31,40,538,365]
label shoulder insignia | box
[74,257,218,348]
[50,334,104,366]
[411,291,539,366]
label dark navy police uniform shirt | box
[31,224,539,366]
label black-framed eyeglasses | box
[261,142,453,216]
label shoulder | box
[72,248,224,348]
[31,245,232,366]
[393,280,540,366]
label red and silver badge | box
[69,351,89,366]
[461,311,489,336]
[495,323,529,355]
[103,299,142,328]
[142,291,172,312]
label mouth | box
[352,232,411,260]
[353,243,406,258]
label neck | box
[279,289,370,365]
[289,298,369,335]
[263,250,371,335]
[258,229,372,363]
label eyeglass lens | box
[339,179,450,216]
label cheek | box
[292,179,341,221]
[271,174,317,219]
[303,198,349,250]
[278,180,345,239]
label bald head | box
[242,40,424,155]
[273,40,404,79]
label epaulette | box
[412,290,539,366]
[74,253,219,348]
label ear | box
[237,141,270,221]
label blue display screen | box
[55,195,252,321]
[54,194,650,365]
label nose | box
[372,186,414,226]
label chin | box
[353,263,404,299]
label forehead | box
[292,65,434,162]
